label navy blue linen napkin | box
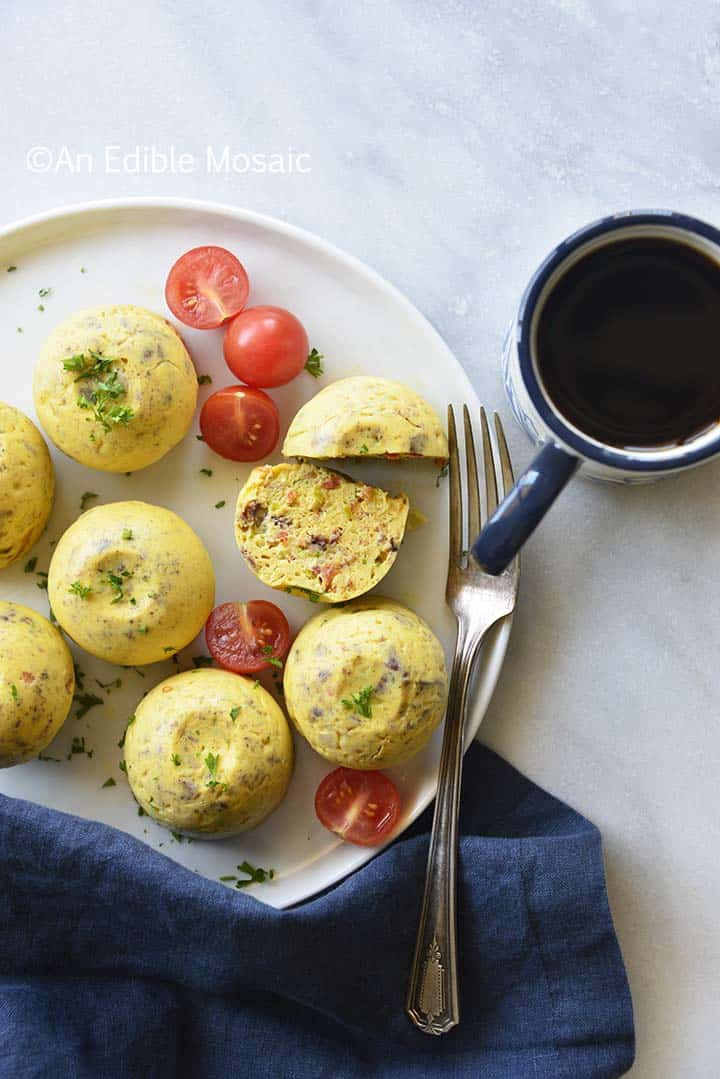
[0,744,634,1079]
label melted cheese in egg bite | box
[0,601,74,767]
[48,501,214,666]
[283,596,448,769]
[282,376,448,460]
[0,403,55,569]
[124,668,293,837]
[33,304,197,472]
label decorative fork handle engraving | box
[406,633,479,1036]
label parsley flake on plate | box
[305,348,324,378]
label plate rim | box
[0,196,513,906]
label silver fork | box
[405,405,519,1036]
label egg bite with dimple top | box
[0,403,55,569]
[124,668,293,837]
[235,461,409,603]
[48,501,214,666]
[0,601,74,767]
[283,596,448,769]
[282,376,448,461]
[33,304,198,472]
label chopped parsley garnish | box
[119,759,127,773]
[9,683,19,701]
[219,875,237,882]
[136,624,149,635]
[105,568,132,604]
[214,500,226,509]
[37,752,61,762]
[172,831,192,843]
[64,351,135,433]
[171,753,181,766]
[122,528,133,540]
[36,574,48,590]
[102,777,116,788]
[69,580,93,599]
[80,491,98,511]
[261,646,283,669]
[39,287,52,298]
[73,663,86,690]
[196,434,205,442]
[80,266,87,274]
[163,646,175,654]
[67,736,93,760]
[200,468,213,477]
[73,691,103,719]
[305,348,324,378]
[137,805,145,816]
[37,304,45,312]
[6,265,17,273]
[229,706,240,722]
[197,374,212,385]
[192,655,213,669]
[342,685,374,718]
[204,752,221,789]
[24,556,38,573]
[236,860,275,888]
[359,444,369,454]
[436,461,450,487]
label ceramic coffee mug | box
[472,210,720,574]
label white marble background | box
[3,2,720,1075]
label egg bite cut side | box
[124,668,294,837]
[235,462,409,603]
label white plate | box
[0,198,512,907]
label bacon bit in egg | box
[321,474,341,490]
[20,671,35,684]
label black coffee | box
[535,236,720,448]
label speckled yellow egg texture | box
[48,501,214,665]
[282,376,448,460]
[284,596,448,768]
[0,601,74,767]
[124,668,293,837]
[33,304,198,472]
[0,403,55,569]
[235,462,409,603]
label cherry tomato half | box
[165,246,250,329]
[205,600,291,675]
[199,385,279,461]
[314,768,401,847]
[223,305,309,387]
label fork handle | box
[406,627,481,1036]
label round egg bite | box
[282,376,449,460]
[283,596,448,769]
[33,304,197,472]
[0,601,74,767]
[48,501,214,666]
[0,403,55,570]
[124,668,293,837]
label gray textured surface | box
[3,3,720,1074]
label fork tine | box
[447,406,463,567]
[480,406,498,517]
[462,405,482,540]
[493,412,515,497]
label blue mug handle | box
[471,442,580,575]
